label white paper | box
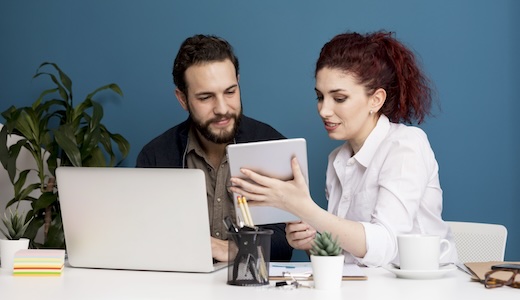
[269,262,365,278]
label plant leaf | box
[34,67,70,103]
[110,133,130,163]
[54,124,82,167]
[86,83,123,99]
[6,196,37,208]
[85,147,106,167]
[16,183,41,203]
[31,192,58,213]
[44,211,65,248]
[0,208,31,239]
[33,88,59,108]
[46,62,72,97]
[80,111,102,157]
[0,126,10,170]
[23,216,44,243]
[15,109,38,143]
[5,139,26,183]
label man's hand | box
[211,237,231,262]
[286,221,316,251]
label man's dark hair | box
[172,34,240,96]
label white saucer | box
[383,264,457,279]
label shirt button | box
[215,231,220,237]
[217,198,221,202]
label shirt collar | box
[354,114,391,167]
[187,127,206,159]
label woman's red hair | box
[315,31,432,124]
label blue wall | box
[1,0,518,261]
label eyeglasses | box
[484,268,520,289]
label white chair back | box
[447,221,507,263]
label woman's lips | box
[324,121,339,131]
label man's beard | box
[191,111,242,144]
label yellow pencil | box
[241,196,254,226]
[237,196,249,226]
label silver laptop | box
[56,167,228,273]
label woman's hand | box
[286,221,316,251]
[229,157,311,213]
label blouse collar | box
[353,114,391,168]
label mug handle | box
[439,239,451,260]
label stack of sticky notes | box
[13,249,66,276]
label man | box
[136,34,293,262]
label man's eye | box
[225,90,236,95]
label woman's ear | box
[371,88,387,113]
[175,88,189,111]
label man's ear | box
[175,88,189,111]
[371,88,387,113]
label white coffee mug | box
[397,234,451,271]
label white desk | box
[0,265,517,299]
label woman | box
[230,31,458,267]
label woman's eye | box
[334,97,347,103]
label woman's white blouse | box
[325,114,458,267]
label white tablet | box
[226,138,308,224]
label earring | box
[369,110,374,115]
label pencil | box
[241,196,254,226]
[257,245,268,282]
[237,196,249,226]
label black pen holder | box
[227,228,273,286]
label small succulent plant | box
[0,208,31,240]
[310,231,342,256]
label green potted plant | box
[0,207,32,240]
[309,231,345,290]
[0,62,130,249]
[0,208,31,271]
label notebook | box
[56,166,228,273]
[226,138,309,224]
[465,261,520,282]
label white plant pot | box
[311,254,345,290]
[0,238,30,273]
